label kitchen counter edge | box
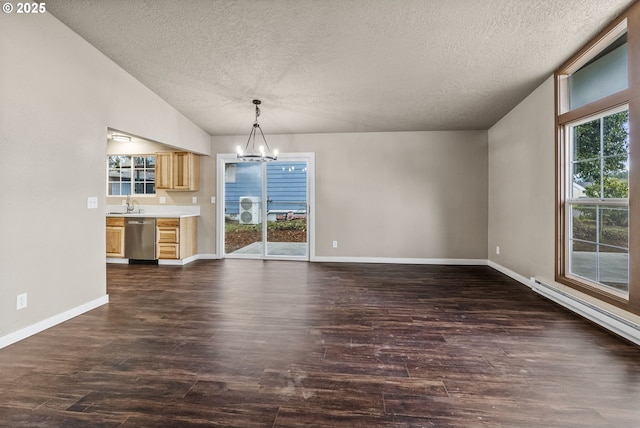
[106,213,199,218]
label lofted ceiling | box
[47,0,634,136]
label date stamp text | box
[3,2,47,14]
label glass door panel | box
[220,154,312,260]
[265,161,308,258]
[224,162,263,257]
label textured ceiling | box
[47,0,634,135]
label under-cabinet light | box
[112,134,131,142]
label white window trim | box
[107,154,157,196]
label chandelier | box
[236,99,278,162]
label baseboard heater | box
[530,278,640,347]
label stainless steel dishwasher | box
[125,217,157,261]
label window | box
[567,34,628,110]
[566,106,629,296]
[108,155,156,196]
[556,7,639,313]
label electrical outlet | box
[192,196,197,204]
[211,196,216,204]
[87,196,98,209]
[496,246,500,255]
[332,240,338,248]
[159,196,166,204]
[16,293,27,310]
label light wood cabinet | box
[155,151,199,191]
[106,217,125,258]
[155,152,173,189]
[157,217,197,260]
[172,152,199,190]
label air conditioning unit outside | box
[239,196,261,224]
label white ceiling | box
[47,0,634,136]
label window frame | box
[107,154,157,197]
[555,3,640,314]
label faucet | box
[126,194,135,213]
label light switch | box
[192,196,197,204]
[87,196,98,209]
[159,196,166,204]
[211,196,216,204]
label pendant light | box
[236,99,278,162]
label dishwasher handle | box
[127,219,155,225]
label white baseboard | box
[487,260,534,287]
[159,255,199,265]
[196,253,220,260]
[0,295,109,350]
[158,254,219,265]
[530,278,640,347]
[107,254,221,266]
[311,256,488,265]
[487,260,640,347]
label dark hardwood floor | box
[1,260,639,427]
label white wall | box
[214,130,489,261]
[488,77,556,278]
[487,77,640,325]
[0,13,210,340]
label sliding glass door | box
[265,161,308,257]
[224,162,264,257]
[218,153,313,260]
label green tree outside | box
[572,109,629,243]
[574,109,629,198]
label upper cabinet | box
[155,152,173,190]
[156,151,200,191]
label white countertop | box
[106,204,200,218]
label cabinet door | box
[156,152,173,189]
[106,226,125,258]
[173,152,199,190]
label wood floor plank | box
[0,260,639,427]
